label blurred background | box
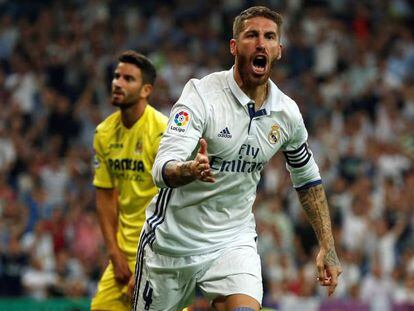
[0,0,413,310]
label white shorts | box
[132,235,263,311]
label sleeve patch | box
[93,154,100,169]
[167,110,191,135]
[283,142,312,168]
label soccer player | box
[133,6,342,311]
[91,51,167,311]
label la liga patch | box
[168,110,191,134]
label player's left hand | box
[316,247,342,296]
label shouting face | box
[230,16,282,87]
[111,62,143,108]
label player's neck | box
[234,68,269,110]
[238,82,268,110]
[120,100,147,129]
[244,83,268,110]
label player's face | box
[111,62,143,108]
[230,17,282,87]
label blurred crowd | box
[0,0,413,310]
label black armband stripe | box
[287,148,308,163]
[283,142,312,168]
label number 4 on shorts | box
[143,280,153,310]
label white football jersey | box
[144,68,321,256]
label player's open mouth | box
[112,90,124,96]
[252,55,268,75]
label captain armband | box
[283,142,312,168]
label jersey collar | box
[226,67,283,113]
[226,67,252,107]
[263,79,283,113]
[120,104,149,130]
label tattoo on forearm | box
[298,184,340,267]
[164,161,196,187]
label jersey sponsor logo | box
[268,124,280,144]
[239,144,260,159]
[112,172,145,181]
[168,110,191,134]
[210,155,264,173]
[218,127,232,138]
[108,158,145,172]
[109,143,123,149]
[209,143,264,173]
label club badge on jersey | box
[268,124,280,144]
[135,141,143,154]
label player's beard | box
[111,88,141,109]
[237,53,275,87]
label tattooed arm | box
[297,184,342,296]
[163,138,215,188]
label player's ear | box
[140,84,153,98]
[230,39,237,56]
[277,44,283,60]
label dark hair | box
[233,6,283,39]
[118,50,156,85]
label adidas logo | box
[218,127,232,138]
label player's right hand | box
[111,250,132,284]
[126,274,135,301]
[194,138,215,183]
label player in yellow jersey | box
[91,50,167,310]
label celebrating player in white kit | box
[133,6,342,311]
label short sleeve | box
[282,116,321,189]
[150,114,168,159]
[92,130,114,188]
[152,79,206,188]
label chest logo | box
[218,127,232,138]
[135,141,143,154]
[109,143,123,149]
[268,124,280,144]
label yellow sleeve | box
[93,130,114,188]
[151,113,168,158]
[151,131,164,158]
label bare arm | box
[96,187,131,284]
[96,187,119,256]
[297,184,341,295]
[163,138,215,188]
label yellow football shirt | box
[93,105,167,258]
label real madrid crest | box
[268,124,280,144]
